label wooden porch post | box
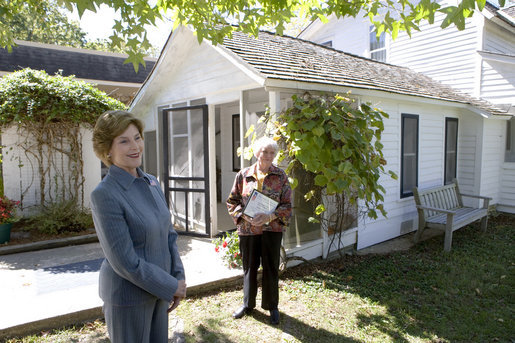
[208,104,217,237]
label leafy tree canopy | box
[0,0,156,57]
[0,0,505,71]
[0,68,126,127]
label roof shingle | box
[0,41,155,84]
[222,31,508,116]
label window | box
[232,114,241,171]
[369,25,386,62]
[506,117,515,162]
[401,114,419,198]
[444,118,458,184]
[143,130,158,177]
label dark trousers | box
[239,231,283,310]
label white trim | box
[264,80,494,118]
[208,104,218,237]
[478,50,515,64]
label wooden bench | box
[413,180,491,252]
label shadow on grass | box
[284,216,514,342]
[181,311,361,343]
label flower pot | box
[0,223,13,244]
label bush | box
[23,200,93,235]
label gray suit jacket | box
[90,165,185,306]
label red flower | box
[222,241,228,248]
[215,246,219,253]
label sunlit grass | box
[6,214,514,343]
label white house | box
[130,25,511,262]
[298,0,515,214]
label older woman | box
[90,110,186,343]
[227,136,292,325]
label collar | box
[107,165,150,190]
[243,163,281,179]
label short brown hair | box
[92,110,144,166]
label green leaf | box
[289,177,298,190]
[315,204,326,215]
[312,126,325,136]
[314,174,328,187]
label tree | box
[1,0,86,47]
[0,0,156,57]
[0,0,505,71]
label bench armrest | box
[416,205,456,215]
[460,194,492,201]
[460,193,491,209]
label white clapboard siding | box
[389,12,479,96]
[480,120,505,203]
[1,126,99,215]
[298,15,370,56]
[499,163,515,213]
[483,23,515,54]
[481,60,515,104]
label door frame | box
[162,104,211,237]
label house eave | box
[263,78,498,117]
[478,50,515,64]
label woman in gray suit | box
[91,110,186,343]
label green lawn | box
[7,213,514,343]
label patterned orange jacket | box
[226,163,292,236]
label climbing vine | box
[0,68,125,211]
[248,92,397,255]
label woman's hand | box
[251,213,270,226]
[168,279,186,313]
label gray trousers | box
[103,298,169,343]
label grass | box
[5,213,514,343]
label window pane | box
[401,115,418,197]
[143,131,157,177]
[370,25,386,62]
[445,119,458,184]
[190,108,204,178]
[505,117,515,162]
[232,114,241,171]
[371,49,386,62]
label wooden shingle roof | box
[0,41,155,84]
[222,30,508,116]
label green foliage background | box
[0,68,125,127]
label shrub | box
[23,199,93,235]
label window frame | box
[369,25,387,62]
[232,114,241,172]
[444,118,458,185]
[400,113,419,198]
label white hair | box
[253,136,278,158]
